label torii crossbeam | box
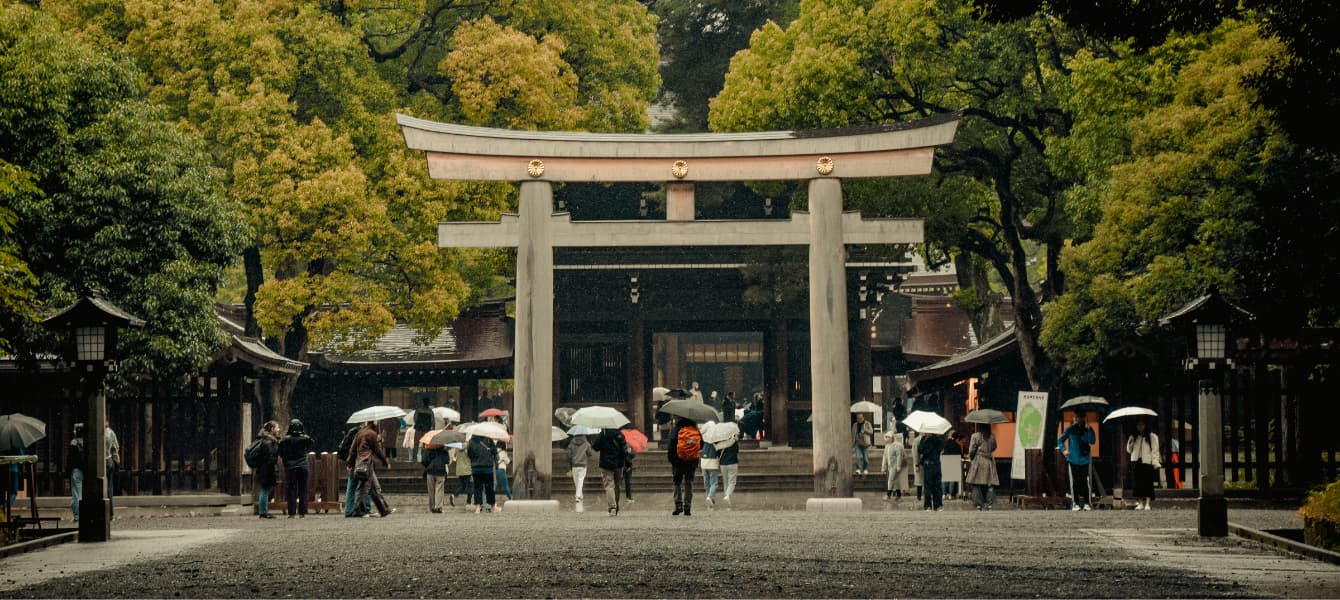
[399,113,959,509]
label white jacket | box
[1126,433,1161,468]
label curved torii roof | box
[397,113,960,182]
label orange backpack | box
[676,424,701,461]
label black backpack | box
[244,438,267,468]
[338,428,359,460]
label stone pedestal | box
[500,499,560,513]
[805,498,863,512]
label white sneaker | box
[706,497,715,509]
[1072,505,1082,512]
[1082,504,1092,511]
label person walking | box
[592,428,627,516]
[669,417,701,516]
[347,421,395,518]
[253,420,281,519]
[852,413,873,475]
[881,431,904,501]
[1058,418,1097,511]
[67,423,86,523]
[700,439,721,509]
[718,438,739,508]
[965,424,999,510]
[278,419,315,518]
[561,432,594,512]
[466,434,499,513]
[337,425,370,517]
[421,444,451,513]
[917,431,945,511]
[1126,418,1161,511]
[104,419,120,516]
[495,441,513,501]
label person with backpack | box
[466,434,499,513]
[561,432,594,512]
[668,417,701,516]
[277,419,315,518]
[591,428,627,516]
[1058,418,1097,511]
[700,437,721,509]
[347,421,395,518]
[67,423,86,523]
[250,421,281,519]
[718,436,739,509]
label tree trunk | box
[242,246,264,338]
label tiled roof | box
[900,295,976,362]
[906,327,1018,385]
[309,302,513,372]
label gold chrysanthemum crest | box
[816,157,835,175]
[671,160,689,179]
[527,160,545,177]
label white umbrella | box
[567,425,602,436]
[1103,407,1158,423]
[570,406,630,429]
[1060,395,1109,411]
[652,386,670,402]
[346,405,407,424]
[551,426,567,442]
[849,401,881,413]
[433,406,461,423]
[902,410,952,435]
[466,421,510,441]
[701,421,740,447]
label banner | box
[1010,391,1048,480]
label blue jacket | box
[1058,424,1096,466]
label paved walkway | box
[0,507,1334,598]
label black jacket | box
[591,429,627,471]
[413,408,435,434]
[278,433,315,470]
[666,420,699,466]
[466,436,497,474]
[254,432,281,487]
[421,446,451,477]
[917,435,944,468]
[719,442,739,466]
[67,438,86,475]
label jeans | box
[600,467,622,511]
[720,464,738,498]
[471,472,496,509]
[570,466,587,500]
[70,468,83,522]
[454,475,474,504]
[285,467,309,516]
[258,485,272,516]
[672,461,696,509]
[972,484,996,508]
[352,466,391,517]
[854,445,870,472]
[942,481,959,498]
[922,463,943,510]
[495,468,512,499]
[703,469,720,500]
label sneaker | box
[381,508,397,518]
[684,507,691,516]
[608,508,618,517]
[625,498,634,505]
[1082,504,1091,511]
[706,497,715,508]
[474,506,482,514]
[936,507,944,512]
[883,496,891,502]
[259,514,275,519]
[1072,505,1082,512]
[494,504,502,513]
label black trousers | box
[921,463,943,509]
[672,461,696,508]
[472,472,496,508]
[284,466,309,516]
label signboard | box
[1010,391,1048,480]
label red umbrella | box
[621,428,648,453]
[479,408,508,418]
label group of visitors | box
[61,420,120,523]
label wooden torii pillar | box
[399,114,958,509]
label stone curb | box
[805,498,863,512]
[500,500,560,512]
[0,530,77,559]
[1229,522,1340,565]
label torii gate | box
[399,113,959,510]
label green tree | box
[0,4,247,380]
[1040,20,1337,382]
[711,0,1096,396]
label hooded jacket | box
[278,420,315,470]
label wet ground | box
[1,501,1334,598]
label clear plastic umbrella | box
[346,405,407,424]
[433,406,461,423]
[701,421,740,446]
[570,406,630,429]
[902,410,952,435]
[567,425,602,436]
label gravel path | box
[0,504,1330,598]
